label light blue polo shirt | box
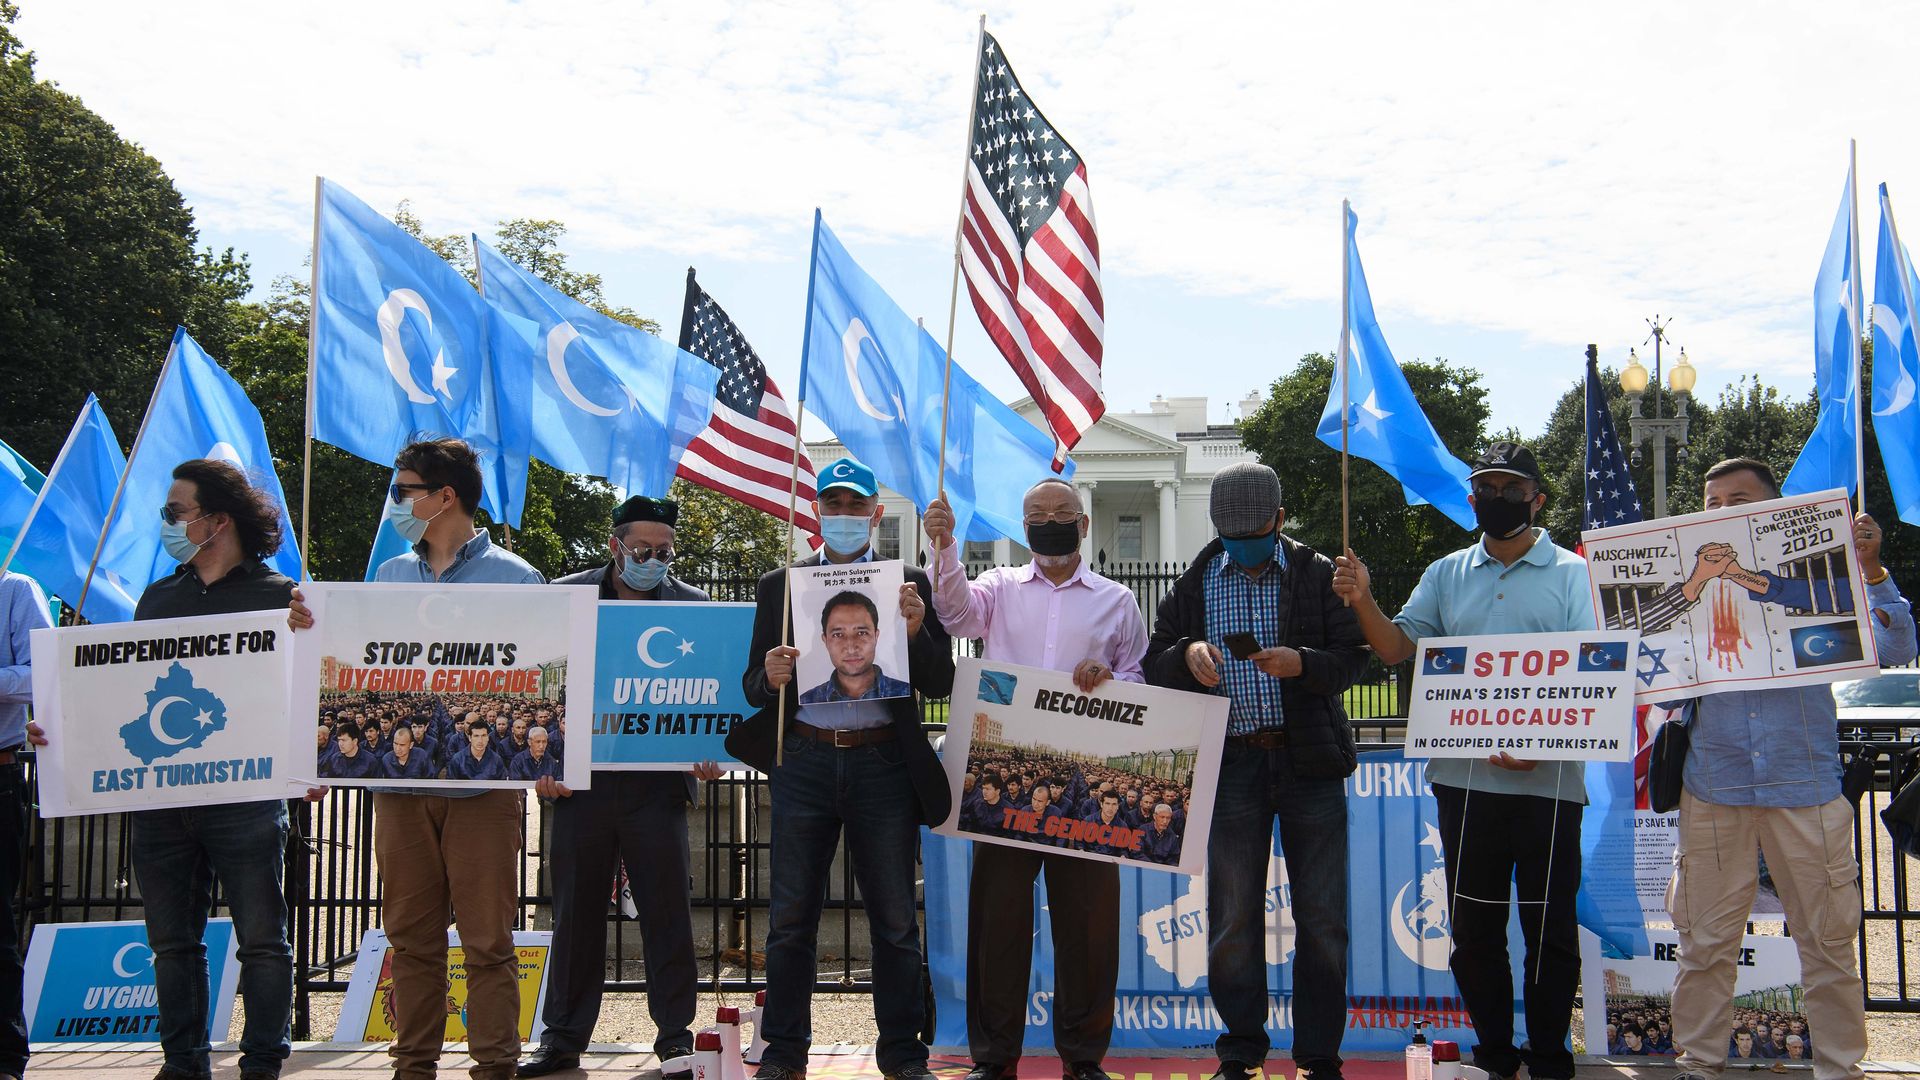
[1393,528,1597,802]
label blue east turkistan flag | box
[96,328,303,591]
[1315,206,1474,530]
[5,396,139,622]
[363,469,412,581]
[1869,183,1920,526]
[801,212,1071,543]
[311,179,535,525]
[475,240,718,497]
[1784,161,1865,497]
[0,436,46,561]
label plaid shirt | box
[1203,545,1290,735]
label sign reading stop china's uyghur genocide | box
[1404,629,1640,761]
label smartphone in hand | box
[1222,632,1261,660]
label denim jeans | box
[130,798,292,1079]
[1207,744,1349,1073]
[762,732,926,1073]
[0,765,28,1078]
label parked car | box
[1833,672,1920,741]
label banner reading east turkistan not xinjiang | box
[29,611,308,817]
[924,750,1531,1053]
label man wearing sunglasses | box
[1332,441,1594,1080]
[1144,462,1369,1080]
[290,437,540,1080]
[519,496,722,1079]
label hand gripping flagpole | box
[74,336,181,618]
[933,14,988,590]
[775,210,827,767]
[299,176,323,583]
[1338,200,1354,603]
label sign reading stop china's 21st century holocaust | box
[591,601,755,769]
[1404,630,1639,761]
[29,611,308,817]
[289,582,598,789]
[23,919,239,1043]
[1583,489,1879,703]
[935,657,1227,876]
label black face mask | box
[1026,520,1081,557]
[1473,495,1535,540]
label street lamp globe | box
[1668,347,1698,395]
[1619,348,1650,394]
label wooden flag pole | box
[775,209,827,768]
[1338,200,1353,593]
[1849,139,1866,516]
[299,176,323,583]
[932,13,988,588]
[75,339,180,618]
[1,406,88,579]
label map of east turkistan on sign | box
[119,662,228,765]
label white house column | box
[1075,480,1098,560]
[1155,480,1180,564]
[992,538,1012,565]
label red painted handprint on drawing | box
[1706,579,1752,670]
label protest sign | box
[333,928,552,1042]
[1583,489,1879,703]
[1581,928,1809,1061]
[788,559,910,704]
[23,919,238,1043]
[1404,630,1638,761]
[30,611,307,817]
[591,601,754,768]
[289,582,598,789]
[934,657,1226,876]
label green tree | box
[1240,352,1489,601]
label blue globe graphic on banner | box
[118,662,228,764]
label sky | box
[18,0,1920,442]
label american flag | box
[675,270,820,537]
[1582,349,1653,805]
[959,31,1104,466]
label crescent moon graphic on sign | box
[377,289,441,405]
[546,323,622,417]
[417,593,455,630]
[1389,880,1451,972]
[636,626,676,670]
[1875,364,1917,416]
[841,319,897,422]
[112,942,152,979]
[144,696,194,748]
[1804,635,1833,656]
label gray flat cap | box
[1210,462,1283,537]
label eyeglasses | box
[1470,481,1537,504]
[1022,511,1084,525]
[619,540,676,563]
[159,504,204,526]
[388,482,441,504]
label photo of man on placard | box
[800,590,911,704]
[788,559,911,705]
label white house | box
[806,392,1265,568]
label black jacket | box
[1143,535,1370,779]
[135,559,296,620]
[726,554,955,826]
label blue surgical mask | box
[619,551,670,591]
[385,497,441,544]
[819,515,871,557]
[161,519,212,564]
[1221,531,1277,568]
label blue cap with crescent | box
[818,457,877,498]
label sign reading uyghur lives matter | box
[1583,489,1879,703]
[1404,630,1639,761]
[934,657,1227,876]
[289,582,598,789]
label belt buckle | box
[831,728,859,748]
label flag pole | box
[775,210,827,768]
[75,335,181,618]
[0,404,89,579]
[934,13,988,588]
[300,176,323,582]
[1338,200,1353,586]
[471,234,514,555]
[1850,139,1865,515]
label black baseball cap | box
[1467,441,1543,485]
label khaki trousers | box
[374,791,525,1080]
[1667,791,1866,1080]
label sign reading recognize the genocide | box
[934,657,1227,876]
[1404,630,1639,761]
[1583,489,1879,703]
[1581,928,1810,1062]
[333,928,552,1043]
[23,919,239,1044]
[788,558,911,704]
[289,582,598,789]
[591,601,754,768]
[30,611,308,817]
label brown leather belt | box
[0,749,18,766]
[1226,729,1287,750]
[790,720,897,748]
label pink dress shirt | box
[930,543,1147,680]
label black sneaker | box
[884,1066,937,1080]
[755,1065,806,1080]
[1065,1064,1113,1080]
[658,1042,697,1080]
[1208,1063,1258,1080]
[966,1064,1018,1080]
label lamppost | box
[1616,315,1698,518]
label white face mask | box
[385,495,446,543]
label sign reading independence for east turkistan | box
[31,611,309,818]
[591,601,754,768]
[1582,489,1880,703]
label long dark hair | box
[172,459,285,559]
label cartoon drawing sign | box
[30,611,308,817]
[1582,489,1879,703]
[333,928,552,1042]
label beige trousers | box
[1666,790,1866,1080]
